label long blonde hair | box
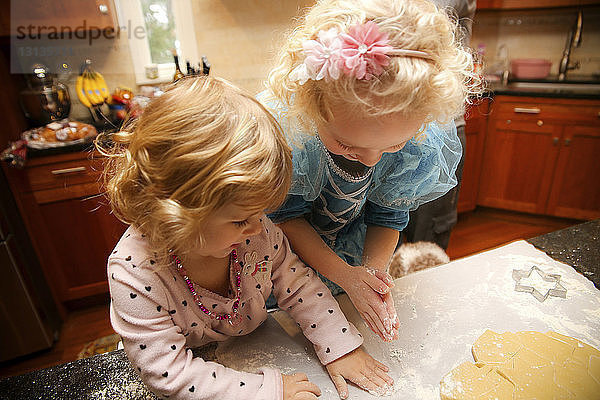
[96,76,292,260]
[267,0,482,126]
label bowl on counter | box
[511,59,552,79]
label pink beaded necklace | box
[171,249,242,325]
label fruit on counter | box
[94,72,110,101]
[76,62,111,108]
[82,72,103,105]
[75,75,93,108]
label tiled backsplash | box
[472,7,600,78]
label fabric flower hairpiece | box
[290,21,432,84]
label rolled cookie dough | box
[440,330,600,399]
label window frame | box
[113,0,199,85]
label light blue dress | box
[258,92,462,296]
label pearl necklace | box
[316,135,374,183]
[171,249,242,325]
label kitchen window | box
[114,0,199,84]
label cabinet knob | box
[537,120,544,127]
[506,119,511,124]
[99,4,109,15]
[564,138,572,146]
[553,137,559,145]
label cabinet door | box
[546,125,600,220]
[11,0,116,35]
[477,0,598,9]
[477,116,561,214]
[37,192,126,302]
[458,99,488,213]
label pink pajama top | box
[108,216,363,400]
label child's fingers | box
[374,366,394,386]
[370,362,394,386]
[367,303,389,339]
[330,373,349,399]
[382,293,399,338]
[353,375,379,393]
[363,273,391,294]
[291,372,309,382]
[294,393,320,400]
[296,380,322,396]
[373,269,395,288]
[362,370,389,391]
[372,358,390,373]
[362,312,381,338]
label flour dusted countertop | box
[1,221,599,399]
[215,240,600,399]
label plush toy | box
[388,241,450,279]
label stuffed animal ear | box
[388,241,449,279]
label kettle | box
[19,64,71,127]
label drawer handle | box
[514,107,541,114]
[564,138,572,146]
[553,137,559,145]
[51,166,86,175]
[537,120,543,127]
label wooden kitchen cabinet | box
[477,0,599,9]
[477,95,600,220]
[8,0,116,36]
[546,122,600,219]
[2,150,127,310]
[458,98,489,213]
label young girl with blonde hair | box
[97,76,393,400]
[260,0,482,342]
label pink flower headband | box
[290,21,432,83]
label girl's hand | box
[282,373,321,400]
[326,348,394,399]
[340,266,398,342]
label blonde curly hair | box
[267,0,482,126]
[96,76,292,262]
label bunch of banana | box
[76,69,110,108]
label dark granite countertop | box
[491,85,600,100]
[487,75,600,100]
[529,219,599,289]
[1,220,598,399]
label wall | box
[190,0,313,95]
[472,6,600,78]
[55,3,600,121]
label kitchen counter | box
[488,78,600,100]
[1,220,598,399]
[529,219,599,289]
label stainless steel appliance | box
[19,64,71,128]
[0,168,61,363]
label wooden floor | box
[445,207,580,260]
[0,207,581,379]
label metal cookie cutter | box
[512,265,567,302]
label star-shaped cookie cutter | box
[512,265,567,302]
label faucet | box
[558,10,583,81]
